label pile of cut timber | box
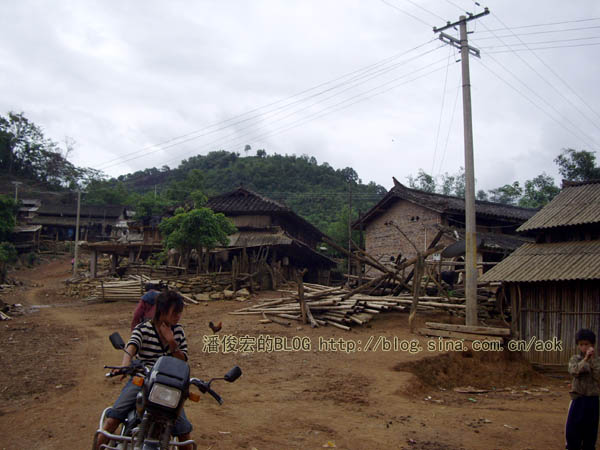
[96,278,145,302]
[174,273,235,294]
[231,283,407,331]
[419,322,510,342]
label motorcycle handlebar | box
[190,378,223,405]
[103,361,148,377]
[206,388,223,405]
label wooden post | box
[409,255,423,333]
[90,249,98,279]
[110,253,117,274]
[297,268,308,324]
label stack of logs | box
[231,283,406,330]
[230,228,510,333]
[66,272,254,304]
[96,277,146,302]
[174,273,237,294]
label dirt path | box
[0,259,571,449]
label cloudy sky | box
[2,0,599,192]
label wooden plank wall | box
[512,280,600,365]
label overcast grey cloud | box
[1,0,599,192]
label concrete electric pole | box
[434,8,489,326]
[73,190,81,276]
[11,181,22,202]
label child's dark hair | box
[576,328,596,345]
[154,289,184,321]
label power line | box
[98,41,441,172]
[108,58,453,188]
[157,60,452,171]
[445,0,600,135]
[476,17,600,33]
[485,41,600,53]
[431,46,453,174]
[96,39,438,169]
[475,25,600,40]
[436,83,461,176]
[490,12,600,124]
[400,0,447,22]
[476,17,600,137]
[100,45,444,172]
[379,0,432,27]
[479,35,600,48]
[475,57,597,150]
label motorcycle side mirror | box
[224,366,242,382]
[109,332,126,350]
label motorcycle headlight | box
[148,383,181,409]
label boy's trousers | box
[566,395,599,450]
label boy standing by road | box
[566,329,600,449]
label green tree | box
[159,208,236,269]
[407,169,436,193]
[0,195,17,241]
[85,180,133,205]
[134,193,173,220]
[0,111,104,188]
[166,169,205,204]
[518,173,559,208]
[554,148,600,181]
[326,205,362,253]
[0,241,17,283]
[488,181,523,205]
[476,189,489,201]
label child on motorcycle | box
[130,283,161,331]
[95,289,193,450]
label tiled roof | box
[517,180,600,232]
[207,188,328,240]
[37,203,125,218]
[479,240,600,282]
[207,188,289,213]
[355,181,537,226]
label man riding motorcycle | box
[95,289,193,450]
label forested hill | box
[95,150,387,233]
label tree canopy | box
[0,112,102,189]
[158,208,237,269]
[554,148,600,182]
[86,150,387,233]
[0,195,17,241]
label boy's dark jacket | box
[569,354,600,399]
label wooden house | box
[32,203,127,242]
[11,225,42,252]
[207,187,336,284]
[480,180,600,367]
[17,199,41,223]
[353,179,537,276]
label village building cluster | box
[6,178,600,367]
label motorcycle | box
[92,332,242,450]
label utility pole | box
[347,181,353,283]
[73,190,81,276]
[434,8,489,326]
[12,181,22,202]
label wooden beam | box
[418,327,503,342]
[425,322,510,336]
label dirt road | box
[0,258,570,449]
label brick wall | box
[363,199,454,276]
